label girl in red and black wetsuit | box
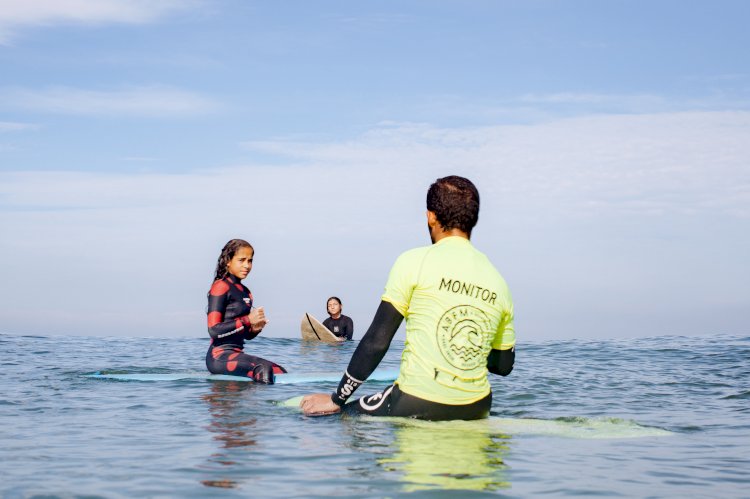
[206,239,286,383]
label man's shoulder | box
[393,244,434,263]
[434,240,508,288]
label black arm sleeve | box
[347,301,403,379]
[487,347,515,376]
[345,317,354,340]
[331,301,403,405]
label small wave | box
[722,391,750,400]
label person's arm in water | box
[487,347,514,376]
[300,301,403,415]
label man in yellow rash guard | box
[301,175,515,420]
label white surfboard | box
[300,313,342,343]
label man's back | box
[383,236,514,405]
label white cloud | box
[0,120,37,152]
[0,85,218,116]
[0,120,37,132]
[0,0,195,43]
[5,110,749,222]
[243,111,750,218]
[415,91,750,126]
[1,111,748,340]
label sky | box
[1,0,748,341]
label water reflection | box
[298,339,347,369]
[200,381,258,489]
[379,419,511,492]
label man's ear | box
[426,210,439,228]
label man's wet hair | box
[426,175,480,235]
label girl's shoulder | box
[209,278,231,296]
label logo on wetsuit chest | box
[436,305,492,370]
[243,298,251,305]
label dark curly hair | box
[213,239,254,281]
[426,175,480,235]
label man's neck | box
[431,228,470,244]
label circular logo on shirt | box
[436,305,492,370]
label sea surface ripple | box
[1,333,748,498]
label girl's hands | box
[248,306,268,333]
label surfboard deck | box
[86,367,399,384]
[300,313,342,343]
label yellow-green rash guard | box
[382,236,515,405]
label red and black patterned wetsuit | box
[206,274,286,383]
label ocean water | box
[1,333,748,498]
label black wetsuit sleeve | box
[344,316,354,340]
[331,301,403,405]
[487,348,515,376]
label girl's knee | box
[251,362,275,384]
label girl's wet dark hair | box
[213,239,254,281]
[327,296,342,306]
[426,175,480,235]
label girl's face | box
[226,246,254,280]
[327,299,341,317]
